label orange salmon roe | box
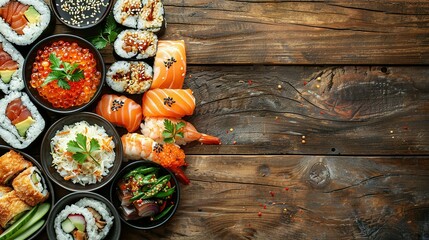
[29,41,101,109]
[153,144,186,169]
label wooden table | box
[22,0,429,239]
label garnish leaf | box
[57,79,70,90]
[162,120,186,143]
[66,133,100,166]
[69,69,84,82]
[67,140,82,153]
[42,53,84,90]
[91,13,121,50]
[91,36,108,50]
[176,122,186,131]
[76,133,87,149]
[72,152,87,164]
[89,138,100,152]
[177,132,184,138]
[49,53,61,68]
[164,138,174,144]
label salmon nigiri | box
[150,40,186,89]
[142,89,195,118]
[95,94,142,132]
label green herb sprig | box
[162,119,185,143]
[41,53,84,90]
[91,13,122,49]
[67,133,101,166]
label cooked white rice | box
[0,91,45,149]
[0,35,24,94]
[54,204,98,240]
[50,121,115,186]
[106,61,153,94]
[114,29,158,59]
[0,0,51,45]
[113,0,164,32]
[75,198,114,239]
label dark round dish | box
[46,191,121,240]
[110,161,180,230]
[0,145,55,240]
[23,34,105,114]
[40,112,122,192]
[50,0,114,29]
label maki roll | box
[0,35,24,94]
[0,91,45,149]
[0,150,32,185]
[0,190,31,228]
[12,166,49,206]
[106,61,153,94]
[54,205,99,240]
[113,0,165,32]
[0,0,51,45]
[151,40,186,89]
[114,29,158,59]
[75,198,114,239]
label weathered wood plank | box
[53,0,429,64]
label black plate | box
[40,112,122,192]
[46,191,121,240]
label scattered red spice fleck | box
[284,187,289,191]
[269,191,275,197]
[258,212,262,217]
[303,81,307,86]
[403,126,409,130]
[248,80,253,85]
[258,203,263,207]
[226,130,229,134]
[233,141,237,145]
[263,205,267,209]
[320,111,324,115]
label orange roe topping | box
[29,40,101,109]
[152,144,186,169]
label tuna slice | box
[6,98,31,125]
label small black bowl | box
[50,0,114,29]
[23,34,105,114]
[46,192,121,240]
[40,112,122,192]
[110,161,181,230]
[0,145,55,240]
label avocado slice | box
[15,116,35,137]
[24,6,40,24]
[0,70,15,84]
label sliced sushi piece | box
[114,29,158,59]
[12,166,49,207]
[151,40,186,89]
[0,190,31,228]
[142,89,195,118]
[54,205,98,240]
[106,61,153,94]
[0,91,45,149]
[113,0,165,32]
[0,35,24,94]
[95,94,143,132]
[75,198,114,239]
[0,150,32,185]
[0,0,51,46]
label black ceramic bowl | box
[51,0,114,29]
[0,145,55,240]
[40,112,122,192]
[46,192,121,240]
[110,161,180,230]
[23,34,105,114]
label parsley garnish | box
[162,119,185,143]
[91,13,121,50]
[67,133,101,166]
[41,53,84,90]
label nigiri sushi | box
[141,117,220,145]
[142,89,195,118]
[151,40,186,89]
[95,94,143,132]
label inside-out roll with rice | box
[114,29,158,59]
[0,190,31,228]
[12,166,49,207]
[0,149,32,185]
[0,0,51,45]
[113,0,165,32]
[0,35,24,94]
[106,61,153,94]
[0,91,45,149]
[75,198,114,240]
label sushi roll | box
[0,91,45,149]
[95,94,143,132]
[0,35,24,94]
[142,89,195,118]
[0,150,32,185]
[0,0,51,45]
[114,29,158,59]
[75,198,114,239]
[54,205,99,240]
[0,190,31,228]
[151,40,186,89]
[12,166,49,207]
[113,0,165,32]
[106,61,153,94]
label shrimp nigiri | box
[141,117,221,145]
[96,94,142,132]
[121,133,190,184]
[142,89,195,118]
[151,40,186,89]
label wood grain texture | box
[54,0,429,64]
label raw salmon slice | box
[142,89,195,118]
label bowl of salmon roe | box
[24,34,105,114]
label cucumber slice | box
[61,219,75,233]
[0,205,38,240]
[13,220,44,240]
[7,203,50,240]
